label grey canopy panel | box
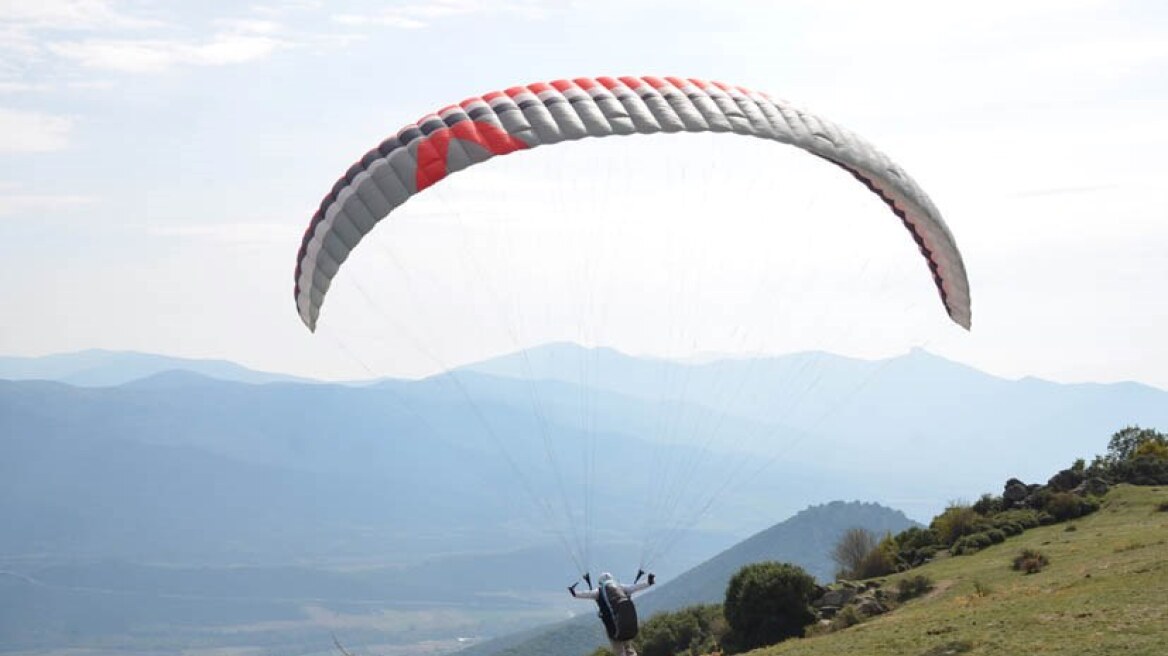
[294,76,971,331]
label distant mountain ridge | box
[0,349,312,386]
[464,343,1168,484]
[3,343,1166,560]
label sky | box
[2,0,1167,387]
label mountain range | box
[0,349,311,387]
[3,344,1165,565]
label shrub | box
[985,528,1006,544]
[952,532,993,555]
[896,574,934,601]
[972,580,992,597]
[635,604,725,656]
[1037,511,1056,526]
[997,521,1023,536]
[1012,548,1050,574]
[916,545,938,561]
[972,493,1003,515]
[888,527,939,569]
[921,640,974,655]
[1047,467,1084,492]
[1133,439,1168,460]
[722,562,817,653]
[1007,509,1041,529]
[1043,492,1100,522]
[1029,486,1053,510]
[1114,541,1145,553]
[894,527,939,550]
[832,605,864,630]
[1110,455,1168,485]
[931,503,984,546]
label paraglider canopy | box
[293,75,970,332]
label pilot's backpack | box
[597,582,639,641]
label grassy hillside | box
[760,484,1168,656]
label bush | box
[722,562,817,653]
[952,532,992,555]
[931,503,984,546]
[1047,467,1084,492]
[634,604,725,656]
[1133,440,1168,460]
[1109,455,1168,485]
[972,493,1003,515]
[1012,548,1050,574]
[1001,509,1041,529]
[921,640,974,655]
[997,521,1023,536]
[887,527,939,569]
[893,527,938,550]
[896,574,934,601]
[1043,492,1099,522]
[1028,486,1053,510]
[985,528,1006,544]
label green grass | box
[758,485,1168,656]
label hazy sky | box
[2,0,1166,387]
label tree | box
[830,527,893,579]
[722,562,817,653]
[832,527,877,579]
[1133,439,1168,461]
[1105,426,1168,464]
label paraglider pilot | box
[569,570,656,656]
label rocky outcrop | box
[1048,467,1085,492]
[1003,478,1030,508]
[810,580,891,623]
[1004,474,1108,510]
[1073,477,1109,497]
